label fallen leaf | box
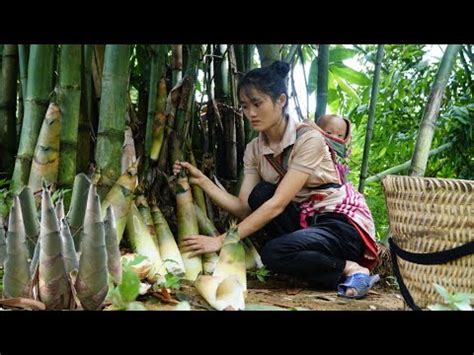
[0,298,46,310]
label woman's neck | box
[264,114,287,145]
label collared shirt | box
[243,116,340,203]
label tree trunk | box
[0,45,18,174]
[315,44,329,120]
[358,45,384,193]
[408,45,461,177]
[96,45,130,198]
[11,45,55,193]
[58,45,82,190]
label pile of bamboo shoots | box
[1,62,265,311]
[1,169,264,310]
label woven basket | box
[382,175,473,309]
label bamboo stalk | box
[145,45,167,164]
[96,45,130,198]
[315,44,329,120]
[366,142,453,184]
[194,204,220,274]
[0,45,18,173]
[77,45,93,174]
[66,173,91,251]
[187,146,207,216]
[150,78,168,161]
[101,162,138,242]
[408,45,461,177]
[27,101,61,193]
[171,45,183,87]
[11,45,55,193]
[256,45,281,67]
[58,45,82,190]
[176,171,203,281]
[358,45,384,193]
[18,45,28,104]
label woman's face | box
[239,87,285,132]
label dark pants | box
[248,181,364,290]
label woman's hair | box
[238,60,290,111]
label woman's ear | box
[277,93,287,108]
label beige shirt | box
[243,116,340,203]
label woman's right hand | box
[173,160,208,187]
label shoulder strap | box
[264,124,312,179]
[264,122,344,182]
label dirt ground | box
[141,276,405,311]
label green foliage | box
[248,266,270,283]
[51,188,72,205]
[338,45,473,241]
[0,179,12,218]
[161,272,181,290]
[108,255,143,309]
[427,283,474,311]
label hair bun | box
[271,61,290,78]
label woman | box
[173,61,379,298]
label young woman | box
[174,61,379,298]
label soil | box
[141,276,405,311]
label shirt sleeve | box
[288,131,327,175]
[243,139,259,175]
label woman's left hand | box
[180,235,224,257]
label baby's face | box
[319,119,347,140]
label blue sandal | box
[337,273,380,299]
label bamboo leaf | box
[333,74,360,102]
[118,265,140,303]
[330,64,371,86]
[329,47,358,63]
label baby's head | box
[316,114,349,140]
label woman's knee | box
[248,181,277,211]
[261,237,290,270]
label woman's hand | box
[172,160,208,187]
[180,234,224,257]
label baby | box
[316,114,349,141]
[316,114,351,182]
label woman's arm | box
[200,172,260,219]
[173,161,260,219]
[181,168,310,256]
[234,168,309,240]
